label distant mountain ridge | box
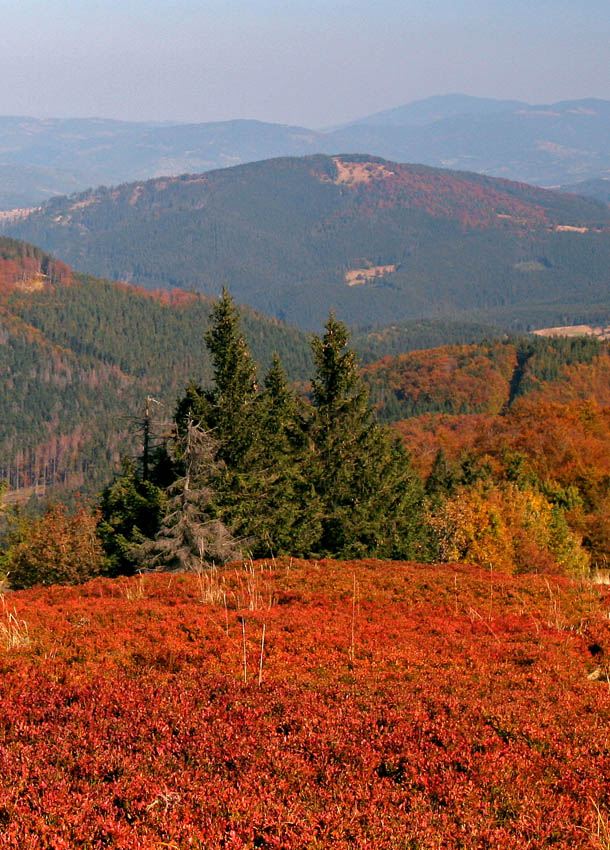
[338,94,529,128]
[559,177,610,204]
[5,153,610,330]
[1,95,609,208]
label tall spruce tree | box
[310,313,427,559]
[203,287,259,468]
[174,289,265,544]
[254,353,321,555]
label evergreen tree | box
[310,314,427,559]
[139,419,240,571]
[254,354,321,555]
[459,451,492,487]
[424,447,458,560]
[98,457,166,577]
[425,448,456,504]
[202,286,259,468]
[174,289,263,542]
[157,304,429,560]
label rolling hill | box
[364,335,610,422]
[5,154,610,331]
[365,334,610,564]
[338,93,529,128]
[1,96,610,209]
[559,177,610,204]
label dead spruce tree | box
[139,417,241,571]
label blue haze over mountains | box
[1,94,610,210]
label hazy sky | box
[2,0,609,126]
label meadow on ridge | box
[1,558,609,849]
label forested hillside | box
[375,336,610,567]
[3,252,610,581]
[560,177,610,204]
[0,239,314,498]
[5,154,610,330]
[0,237,508,500]
[351,317,507,362]
[365,335,606,420]
[2,300,604,594]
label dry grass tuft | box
[196,566,225,605]
[123,573,147,601]
[196,562,276,611]
[590,800,610,849]
[0,597,30,650]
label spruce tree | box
[310,313,427,559]
[203,287,259,468]
[174,289,263,544]
[254,353,321,555]
[139,418,240,571]
[98,457,166,576]
[425,448,456,504]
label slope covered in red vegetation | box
[365,342,517,417]
[319,157,556,230]
[380,339,610,565]
[1,559,609,848]
[0,238,74,296]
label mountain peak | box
[340,94,528,129]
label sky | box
[2,0,609,127]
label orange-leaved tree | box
[7,501,104,589]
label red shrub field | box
[1,559,610,849]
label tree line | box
[0,290,594,589]
[96,289,428,575]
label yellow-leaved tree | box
[430,482,589,575]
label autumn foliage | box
[430,482,588,575]
[5,502,103,589]
[0,560,609,848]
[380,339,610,571]
[0,238,73,296]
